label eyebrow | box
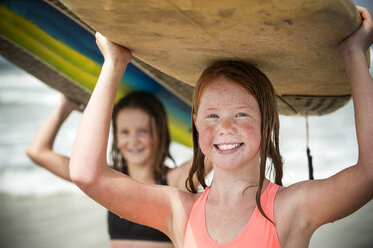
[205,106,252,111]
[205,107,219,111]
[236,106,251,109]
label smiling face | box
[115,108,155,168]
[194,76,262,170]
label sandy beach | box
[0,193,109,248]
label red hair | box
[186,60,283,223]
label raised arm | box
[69,32,131,185]
[26,96,80,181]
[69,33,193,243]
[339,6,373,166]
[276,7,373,245]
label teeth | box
[128,148,144,153]
[217,143,241,150]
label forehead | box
[198,76,258,111]
[116,108,151,127]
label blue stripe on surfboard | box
[1,0,192,128]
[0,0,101,62]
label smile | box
[127,148,145,153]
[215,143,243,151]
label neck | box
[127,162,155,184]
[209,157,263,203]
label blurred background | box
[0,0,372,247]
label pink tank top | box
[184,182,281,248]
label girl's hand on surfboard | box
[339,6,373,53]
[95,32,132,66]
[60,95,84,113]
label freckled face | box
[115,108,155,167]
[194,76,262,170]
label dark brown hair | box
[186,60,283,222]
[110,91,175,183]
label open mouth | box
[127,148,145,153]
[214,143,243,151]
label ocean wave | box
[0,167,82,196]
[0,75,59,106]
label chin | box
[216,156,249,169]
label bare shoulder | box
[275,180,319,223]
[166,183,201,206]
[274,181,315,247]
[167,185,202,219]
[274,183,302,225]
[166,186,202,245]
[276,181,306,203]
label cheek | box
[142,135,155,149]
[116,140,128,155]
[241,122,262,149]
[116,134,126,148]
[197,125,214,154]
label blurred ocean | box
[0,54,372,248]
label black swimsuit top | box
[107,177,171,242]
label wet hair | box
[186,60,283,223]
[110,91,175,183]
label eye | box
[236,112,248,117]
[206,114,219,118]
[120,129,129,135]
[139,129,149,134]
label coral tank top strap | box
[184,182,281,248]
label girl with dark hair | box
[27,91,205,247]
[70,6,373,248]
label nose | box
[128,133,140,145]
[218,117,236,135]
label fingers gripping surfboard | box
[58,0,366,116]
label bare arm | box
[69,33,192,241]
[340,7,373,166]
[26,96,80,181]
[280,7,373,236]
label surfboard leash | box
[305,115,314,180]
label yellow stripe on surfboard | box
[0,6,192,147]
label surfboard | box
[0,0,193,147]
[57,0,365,116]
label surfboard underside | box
[0,0,364,130]
[59,0,365,115]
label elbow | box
[69,165,91,190]
[25,147,35,161]
[69,160,101,191]
[26,146,42,165]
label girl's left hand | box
[95,32,132,65]
[60,95,84,112]
[339,6,373,53]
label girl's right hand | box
[95,32,132,65]
[60,95,84,113]
[339,6,373,53]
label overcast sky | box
[354,0,373,12]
